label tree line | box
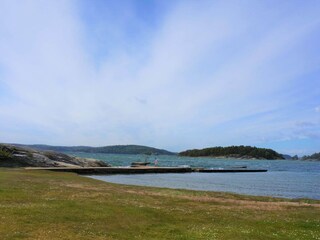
[179,145,284,160]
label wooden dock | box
[25,166,268,174]
[196,169,267,173]
[25,166,193,175]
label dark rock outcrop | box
[0,144,110,168]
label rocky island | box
[302,152,320,161]
[179,145,284,160]
[0,144,110,168]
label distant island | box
[302,152,320,161]
[179,145,284,160]
[282,152,319,161]
[13,144,175,155]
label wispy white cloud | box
[0,0,319,154]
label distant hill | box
[13,144,175,155]
[179,146,284,160]
[282,154,299,160]
[302,152,320,161]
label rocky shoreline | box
[0,144,110,168]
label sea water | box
[69,152,320,200]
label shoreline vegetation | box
[179,146,284,160]
[0,168,319,239]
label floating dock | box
[196,168,267,173]
[25,166,267,174]
[25,166,193,175]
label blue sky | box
[0,0,319,155]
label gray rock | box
[0,144,110,167]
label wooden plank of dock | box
[197,169,267,173]
[25,166,193,175]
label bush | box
[0,147,13,159]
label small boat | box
[131,161,151,167]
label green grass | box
[0,168,319,240]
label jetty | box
[194,168,267,173]
[25,166,267,174]
[25,166,193,174]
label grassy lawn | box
[0,168,319,240]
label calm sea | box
[69,152,320,200]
